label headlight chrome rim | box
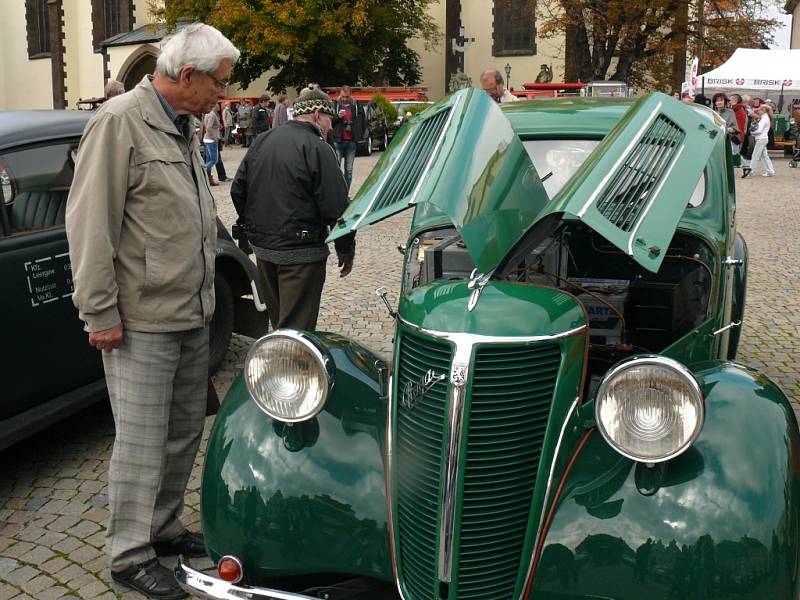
[595,355,704,463]
[244,329,333,423]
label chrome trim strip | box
[576,102,663,218]
[398,317,587,345]
[519,396,580,599]
[386,369,414,600]
[626,143,685,256]
[409,95,462,206]
[176,557,319,600]
[350,124,417,232]
[438,353,470,582]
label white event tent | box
[698,49,800,108]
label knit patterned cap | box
[293,84,336,116]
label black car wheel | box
[209,273,234,374]
[380,132,388,151]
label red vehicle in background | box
[511,82,587,100]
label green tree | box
[151,0,439,92]
[537,0,781,91]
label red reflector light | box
[217,556,243,583]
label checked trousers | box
[102,327,208,571]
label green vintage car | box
[177,90,800,599]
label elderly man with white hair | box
[65,23,239,599]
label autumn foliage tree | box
[536,0,781,91]
[151,0,439,92]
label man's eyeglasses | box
[202,72,229,91]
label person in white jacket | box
[744,105,774,177]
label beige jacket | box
[66,76,216,333]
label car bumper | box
[174,557,318,600]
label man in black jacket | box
[231,84,355,331]
[252,94,271,137]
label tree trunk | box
[671,0,689,92]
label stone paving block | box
[51,535,82,554]
[0,558,19,577]
[1,543,33,561]
[4,565,37,586]
[4,511,34,525]
[39,556,70,575]
[83,556,107,574]
[20,574,54,595]
[0,538,14,553]
[34,530,67,547]
[13,525,47,543]
[75,576,109,598]
[85,530,107,549]
[66,519,101,538]
[46,515,81,533]
[18,544,54,565]
[0,583,19,600]
[37,586,71,600]
[79,480,105,494]
[82,506,109,524]
[50,489,78,501]
[52,562,86,584]
[2,499,26,511]
[8,594,34,600]
[68,543,103,564]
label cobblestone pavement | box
[0,143,798,599]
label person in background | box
[681,91,695,104]
[745,104,775,178]
[203,106,222,186]
[730,93,749,172]
[65,23,239,599]
[693,94,710,108]
[252,94,271,137]
[331,85,365,191]
[223,102,235,145]
[268,100,276,127]
[712,93,741,167]
[273,95,289,127]
[479,69,519,103]
[231,84,356,331]
[104,79,125,100]
[238,101,253,147]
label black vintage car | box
[0,111,268,451]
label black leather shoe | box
[741,167,752,178]
[111,558,187,599]
[153,530,207,558]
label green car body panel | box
[201,332,393,582]
[198,89,799,599]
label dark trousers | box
[215,140,227,181]
[257,259,327,331]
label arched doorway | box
[116,44,158,90]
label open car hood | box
[327,90,720,274]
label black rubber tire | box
[208,273,234,375]
[381,133,388,151]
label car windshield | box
[522,139,600,198]
[522,138,705,207]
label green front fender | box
[201,333,393,583]
[533,362,800,599]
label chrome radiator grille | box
[456,344,561,599]
[394,327,562,600]
[395,331,451,600]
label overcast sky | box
[767,5,792,48]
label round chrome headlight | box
[244,331,332,422]
[595,356,704,463]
